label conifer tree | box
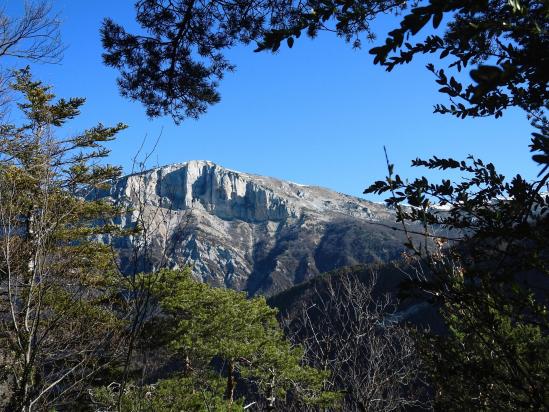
[100,0,404,123]
[0,69,127,411]
[108,269,337,411]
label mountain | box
[97,160,407,296]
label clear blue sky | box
[6,1,539,199]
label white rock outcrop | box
[99,160,405,295]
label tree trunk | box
[266,370,276,411]
[225,359,235,404]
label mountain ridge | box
[98,160,407,295]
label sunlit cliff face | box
[96,160,404,296]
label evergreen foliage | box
[94,268,336,411]
[94,375,239,411]
[0,69,128,411]
[259,0,549,408]
[155,269,336,409]
[360,2,549,410]
[0,2,545,411]
[366,153,549,410]
[100,0,405,123]
[259,0,548,120]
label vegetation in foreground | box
[0,0,547,411]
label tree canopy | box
[0,68,128,411]
[102,1,548,127]
[94,269,336,411]
[101,0,405,123]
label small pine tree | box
[146,269,337,410]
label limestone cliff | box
[98,160,406,295]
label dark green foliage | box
[101,0,405,123]
[101,0,276,123]
[0,1,544,410]
[97,269,337,410]
[93,375,241,411]
[255,0,406,52]
[287,3,549,400]
[102,0,549,126]
[365,137,549,410]
[368,0,548,119]
[152,269,336,409]
[260,0,548,121]
[354,1,549,410]
[0,69,128,411]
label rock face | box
[98,160,406,296]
